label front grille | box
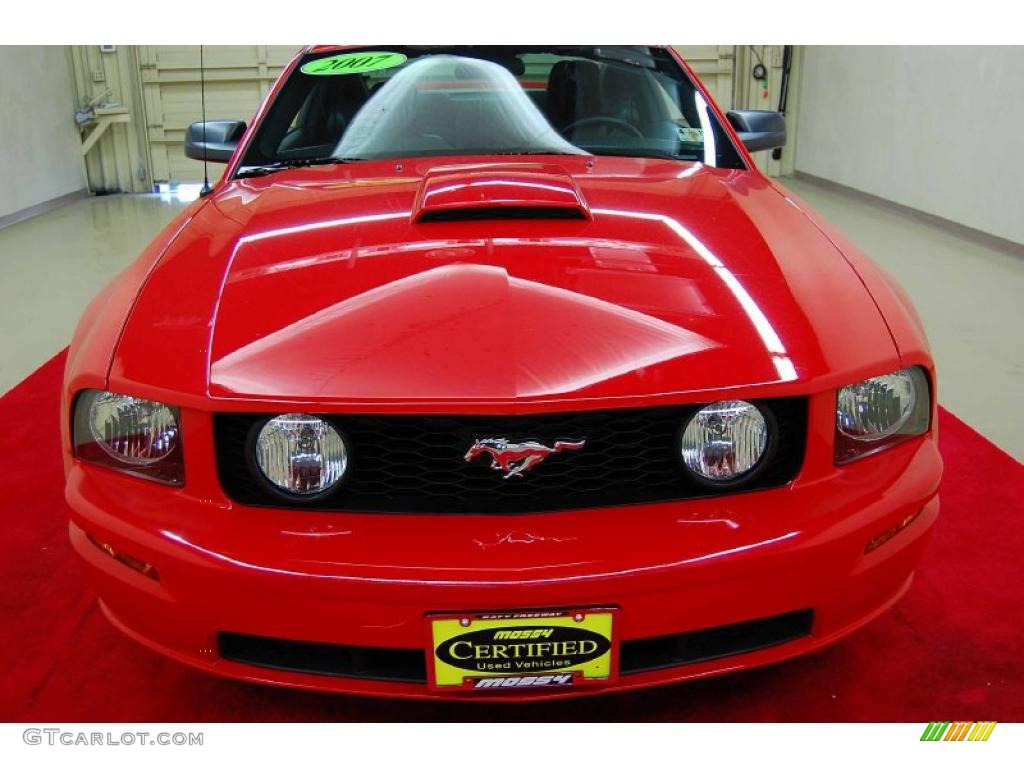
[618,609,814,674]
[213,398,806,514]
[218,633,425,683]
[216,610,814,684]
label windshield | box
[238,46,745,171]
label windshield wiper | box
[583,147,698,162]
[234,156,353,179]
[489,149,584,156]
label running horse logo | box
[464,438,586,479]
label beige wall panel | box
[266,46,304,66]
[153,80,265,182]
[153,46,736,183]
[138,45,300,183]
[673,45,735,110]
[732,45,793,177]
[147,46,268,70]
[0,46,87,218]
[73,46,787,188]
[676,45,794,177]
[70,45,150,193]
[796,46,1024,244]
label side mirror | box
[726,110,787,153]
[184,120,247,163]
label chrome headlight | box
[681,400,769,482]
[73,390,183,485]
[255,414,348,495]
[835,367,931,463]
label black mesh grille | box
[218,633,426,683]
[216,610,813,684]
[213,398,806,514]
[619,609,814,674]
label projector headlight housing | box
[253,414,348,498]
[73,390,184,485]
[835,366,931,464]
[680,400,773,485]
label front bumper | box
[66,420,941,701]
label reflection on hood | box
[333,55,587,159]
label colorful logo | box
[300,52,407,76]
[921,721,997,741]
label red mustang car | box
[63,45,941,699]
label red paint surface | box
[49,46,954,703]
[106,158,903,407]
[3,351,1020,720]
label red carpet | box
[2,350,1022,722]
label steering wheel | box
[561,116,644,138]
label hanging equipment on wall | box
[778,45,793,115]
[772,45,794,160]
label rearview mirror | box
[184,120,247,163]
[726,110,787,153]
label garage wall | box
[0,46,86,221]
[796,46,1024,245]
[676,45,793,178]
[70,46,782,187]
[70,46,152,194]
[145,46,737,184]
[673,46,735,110]
[732,46,797,177]
[137,46,300,183]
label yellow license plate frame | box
[426,608,618,692]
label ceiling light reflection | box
[591,207,797,383]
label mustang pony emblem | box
[464,438,586,479]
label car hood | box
[110,157,898,407]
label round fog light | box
[255,414,347,495]
[681,400,768,482]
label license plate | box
[426,608,618,692]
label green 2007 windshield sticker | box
[301,51,407,76]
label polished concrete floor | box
[1,181,1021,460]
[783,178,1024,461]
[0,194,184,394]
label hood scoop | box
[413,164,590,223]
